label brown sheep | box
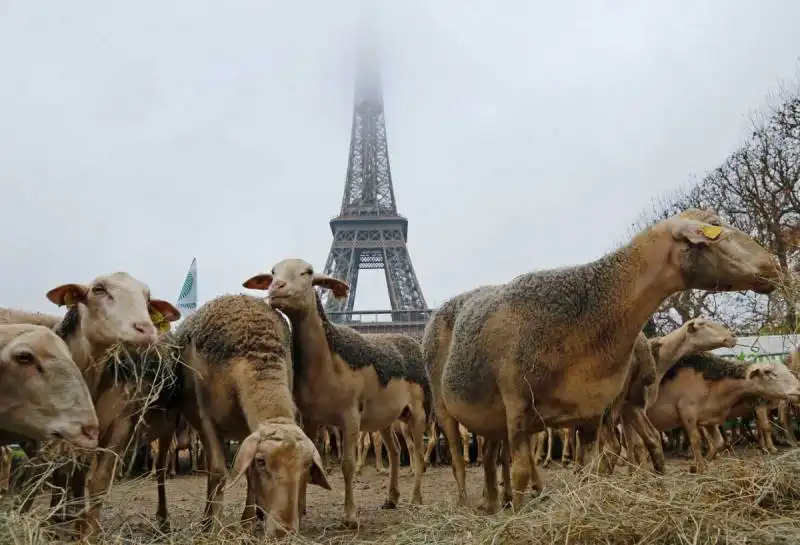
[242,257,431,529]
[0,324,98,445]
[158,293,329,538]
[422,208,780,512]
[149,415,199,477]
[0,272,180,528]
[648,352,800,473]
[620,318,736,471]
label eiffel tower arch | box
[320,41,430,339]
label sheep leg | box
[399,423,417,474]
[542,428,553,467]
[476,439,501,514]
[379,427,401,509]
[573,423,600,474]
[155,426,177,532]
[560,427,572,465]
[240,467,261,532]
[372,432,386,474]
[195,415,227,531]
[298,420,318,519]
[627,407,665,474]
[405,418,425,505]
[168,438,177,477]
[459,426,470,464]
[439,413,469,506]
[596,415,621,475]
[190,431,199,473]
[354,431,368,475]
[754,405,777,454]
[533,430,545,465]
[779,402,797,447]
[339,414,360,529]
[676,401,705,474]
[47,464,72,524]
[149,441,158,477]
[704,425,726,461]
[505,401,541,511]
[0,447,10,493]
[76,419,134,538]
[422,421,437,470]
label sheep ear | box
[308,444,331,490]
[227,433,260,489]
[671,219,724,245]
[686,320,697,333]
[243,274,274,291]
[649,338,662,361]
[46,284,88,307]
[312,274,349,299]
[150,299,181,322]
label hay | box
[3,337,184,525]
[3,450,800,545]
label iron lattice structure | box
[321,48,431,338]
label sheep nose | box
[133,322,157,336]
[270,279,287,290]
[82,424,99,441]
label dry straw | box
[2,450,800,545]
[2,337,184,534]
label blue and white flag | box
[176,257,198,316]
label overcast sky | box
[1,1,799,318]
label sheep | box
[647,352,800,473]
[1,272,182,533]
[422,208,780,512]
[0,308,61,329]
[0,324,98,446]
[612,318,737,473]
[149,415,200,477]
[159,293,329,538]
[242,257,432,529]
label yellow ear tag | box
[150,310,170,333]
[701,225,722,240]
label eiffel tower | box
[320,40,430,338]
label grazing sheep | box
[0,324,98,446]
[620,318,736,471]
[422,208,780,512]
[648,352,800,473]
[2,272,181,534]
[242,258,431,529]
[162,293,329,538]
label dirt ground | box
[77,452,714,542]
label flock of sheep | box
[0,207,798,540]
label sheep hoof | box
[381,498,397,510]
[341,519,359,530]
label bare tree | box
[631,77,800,335]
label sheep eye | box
[91,285,106,295]
[15,351,35,366]
[255,457,267,469]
